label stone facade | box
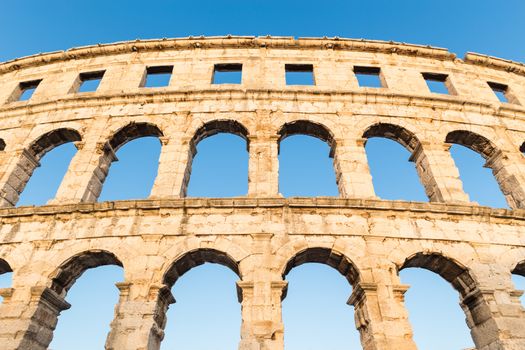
[0,36,524,349]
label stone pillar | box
[105,283,175,350]
[0,149,40,207]
[484,150,525,209]
[459,259,525,350]
[237,280,288,350]
[348,281,417,350]
[0,286,70,350]
[460,287,525,350]
[334,138,376,199]
[150,134,192,198]
[247,135,279,197]
[410,142,471,203]
[51,139,117,203]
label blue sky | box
[1,1,525,350]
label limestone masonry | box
[0,36,525,350]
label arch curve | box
[191,119,249,148]
[513,260,525,277]
[50,250,123,296]
[0,258,12,274]
[282,247,360,285]
[400,252,477,297]
[278,120,335,156]
[445,129,523,208]
[0,127,83,207]
[446,130,498,160]
[29,128,82,160]
[108,122,164,152]
[363,122,421,153]
[182,119,250,197]
[162,248,241,287]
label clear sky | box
[1,1,525,350]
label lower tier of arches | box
[0,199,525,349]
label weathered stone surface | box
[0,36,524,350]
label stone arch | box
[90,122,164,202]
[362,122,431,201]
[399,252,497,350]
[27,128,82,160]
[181,119,250,197]
[277,120,340,196]
[163,248,241,287]
[280,247,365,349]
[446,130,517,208]
[278,119,336,156]
[363,122,421,154]
[158,248,242,349]
[107,122,164,152]
[0,258,12,274]
[190,119,249,149]
[512,260,525,277]
[400,252,476,297]
[282,247,360,285]
[14,250,123,350]
[446,130,498,160]
[50,249,123,297]
[1,128,82,207]
[519,141,525,154]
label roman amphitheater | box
[0,36,525,350]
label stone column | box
[247,135,280,197]
[0,286,70,350]
[459,260,525,350]
[348,281,417,350]
[237,280,288,350]
[150,134,192,198]
[459,287,525,350]
[484,150,525,209]
[334,138,376,199]
[0,148,40,207]
[410,142,471,203]
[51,139,117,204]
[105,283,175,350]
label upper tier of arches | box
[0,113,523,209]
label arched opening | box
[161,249,241,349]
[363,123,428,201]
[12,128,81,206]
[512,261,525,307]
[278,120,338,197]
[47,250,124,350]
[97,122,163,201]
[399,252,479,350]
[185,120,249,197]
[0,258,13,303]
[446,131,508,208]
[282,248,361,350]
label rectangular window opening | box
[285,64,315,86]
[143,66,173,88]
[16,80,42,101]
[77,71,105,93]
[488,82,513,103]
[212,63,243,84]
[354,66,383,88]
[422,72,451,95]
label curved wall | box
[0,36,524,350]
